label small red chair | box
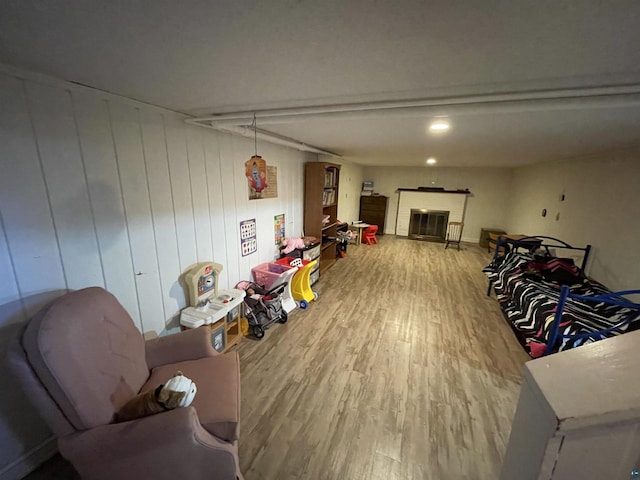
[362,225,378,244]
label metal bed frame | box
[486,235,640,356]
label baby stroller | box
[235,280,288,339]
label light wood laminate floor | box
[236,236,529,480]
[23,236,529,480]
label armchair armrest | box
[145,326,217,369]
[60,407,239,480]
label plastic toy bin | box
[251,262,296,289]
[274,257,312,268]
[276,257,317,306]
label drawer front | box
[360,208,385,216]
[360,196,387,207]
[361,212,384,222]
[310,268,320,286]
[303,244,321,260]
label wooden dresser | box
[359,196,387,234]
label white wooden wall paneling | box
[254,141,271,265]
[0,75,64,479]
[271,144,286,253]
[278,150,296,252]
[185,125,214,263]
[0,75,66,317]
[298,158,308,230]
[291,153,305,238]
[0,67,312,479]
[272,143,294,257]
[0,218,25,324]
[108,102,164,334]
[277,147,292,241]
[202,130,229,274]
[249,140,273,265]
[72,92,141,327]
[139,109,182,325]
[293,152,308,237]
[164,115,198,273]
[218,132,241,288]
[264,142,286,262]
[26,83,104,291]
[232,135,256,282]
[0,90,26,324]
[294,153,307,233]
[250,139,268,265]
[0,219,37,474]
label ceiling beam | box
[190,83,640,126]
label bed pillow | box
[524,257,583,285]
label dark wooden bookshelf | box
[304,162,341,279]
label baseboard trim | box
[0,436,57,480]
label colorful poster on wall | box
[245,155,268,200]
[240,218,257,257]
[274,213,285,245]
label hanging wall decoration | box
[245,113,269,200]
[274,213,285,245]
[240,218,257,257]
[246,156,268,200]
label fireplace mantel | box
[396,188,471,194]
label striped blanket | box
[484,252,640,357]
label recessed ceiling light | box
[426,158,437,165]
[429,121,450,132]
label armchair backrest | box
[18,287,150,432]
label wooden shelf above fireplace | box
[396,188,471,194]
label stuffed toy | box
[280,237,307,254]
[115,371,197,422]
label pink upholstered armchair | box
[10,287,243,480]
